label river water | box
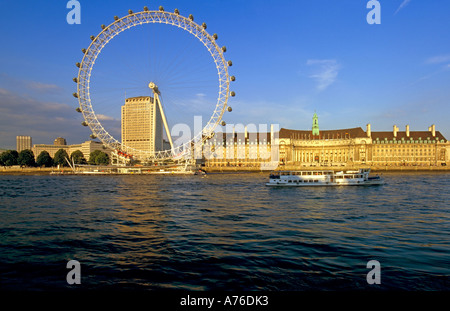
[0,172,449,291]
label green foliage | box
[36,151,53,167]
[0,150,19,166]
[88,150,102,165]
[70,150,87,165]
[53,149,70,167]
[95,152,110,165]
[18,149,36,167]
[89,150,110,165]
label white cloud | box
[0,88,90,148]
[27,81,61,92]
[425,54,450,65]
[96,114,117,121]
[395,0,412,15]
[306,59,341,91]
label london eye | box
[73,6,235,163]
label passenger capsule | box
[174,8,180,15]
[213,33,218,40]
[159,6,164,12]
[75,62,81,68]
[101,24,106,30]
[221,121,226,126]
[128,10,133,14]
[81,48,86,54]
[230,76,235,82]
[143,6,149,12]
[73,77,78,83]
[227,106,232,112]
[114,16,119,21]
[222,46,227,52]
[81,121,88,126]
[73,92,79,98]
[90,134,97,139]
[90,35,95,41]
[230,91,236,97]
[189,14,194,21]
[75,107,82,113]
[202,22,207,29]
[227,60,233,66]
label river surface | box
[0,172,449,291]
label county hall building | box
[278,113,449,168]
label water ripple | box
[0,172,449,290]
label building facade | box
[121,96,163,158]
[16,136,32,153]
[54,137,67,146]
[203,125,279,169]
[32,139,111,161]
[279,114,449,167]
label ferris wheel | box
[73,6,235,162]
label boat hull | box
[265,168,384,187]
[265,180,384,187]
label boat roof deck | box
[270,168,370,175]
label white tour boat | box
[266,168,384,187]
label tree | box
[0,150,19,166]
[70,150,87,165]
[54,149,70,167]
[95,152,110,165]
[36,151,53,167]
[18,149,36,167]
[89,150,110,165]
[88,150,102,165]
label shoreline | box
[1,166,449,175]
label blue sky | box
[0,0,449,149]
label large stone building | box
[16,136,32,153]
[279,114,449,167]
[121,96,163,158]
[203,125,279,169]
[32,139,111,161]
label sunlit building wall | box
[16,136,32,153]
[121,96,163,157]
[278,116,448,167]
